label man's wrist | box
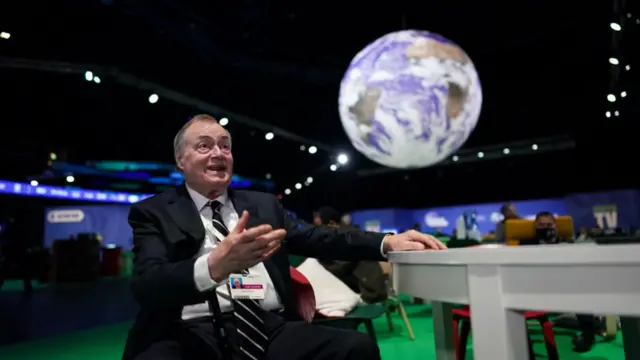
[380,234,393,259]
[382,234,393,254]
[207,248,229,282]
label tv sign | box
[593,204,618,229]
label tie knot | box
[209,200,223,213]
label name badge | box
[229,274,266,300]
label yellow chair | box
[505,216,574,246]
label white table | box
[389,244,640,360]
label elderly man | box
[123,114,447,360]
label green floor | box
[0,301,625,359]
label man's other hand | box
[383,230,447,253]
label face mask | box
[535,228,557,242]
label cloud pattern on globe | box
[338,30,482,169]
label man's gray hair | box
[173,114,218,162]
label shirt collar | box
[185,184,229,212]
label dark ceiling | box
[0,0,637,214]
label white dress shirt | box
[181,186,283,320]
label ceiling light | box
[284,188,291,195]
[148,94,159,104]
[265,132,274,140]
[330,164,337,171]
[337,153,348,165]
[219,117,229,126]
[0,32,10,39]
[295,183,302,189]
[308,146,317,154]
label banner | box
[564,190,640,230]
[412,198,568,234]
[350,189,640,235]
[44,205,133,249]
[350,198,568,235]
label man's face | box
[313,216,322,226]
[177,121,233,193]
[535,215,556,230]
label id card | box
[228,274,265,300]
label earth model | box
[338,30,482,169]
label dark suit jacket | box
[122,185,385,360]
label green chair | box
[313,303,386,342]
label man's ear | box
[175,154,184,171]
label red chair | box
[452,305,558,360]
[289,266,316,323]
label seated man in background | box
[495,202,519,243]
[528,211,573,245]
[524,211,596,353]
[314,207,388,304]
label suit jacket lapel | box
[228,189,260,229]
[167,184,206,244]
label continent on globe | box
[406,39,469,120]
[405,38,468,63]
[338,30,482,169]
[349,87,382,143]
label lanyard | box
[208,284,233,359]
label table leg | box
[621,317,640,360]
[467,265,529,360]
[431,301,456,360]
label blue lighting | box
[0,179,152,204]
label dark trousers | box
[576,314,596,335]
[133,311,380,360]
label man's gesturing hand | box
[207,211,286,282]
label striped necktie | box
[209,201,268,360]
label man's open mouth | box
[208,165,226,171]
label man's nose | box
[209,145,223,157]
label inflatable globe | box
[338,30,482,169]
